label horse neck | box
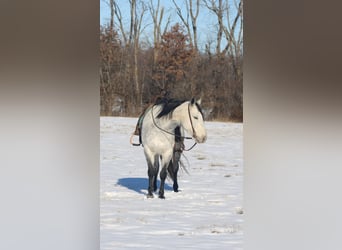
[152,105,179,131]
[172,101,190,127]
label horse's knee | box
[160,167,167,180]
[147,160,159,176]
[148,168,157,177]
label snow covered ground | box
[100,117,243,249]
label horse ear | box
[191,97,201,105]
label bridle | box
[187,102,197,139]
[151,102,200,151]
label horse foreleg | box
[147,168,155,198]
[153,155,159,192]
[158,166,167,199]
[147,155,159,198]
[172,163,179,192]
[172,150,181,192]
[153,165,159,192]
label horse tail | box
[167,152,189,182]
[179,155,189,175]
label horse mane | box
[155,98,186,118]
[155,97,204,119]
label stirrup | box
[130,133,141,146]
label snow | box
[100,117,243,249]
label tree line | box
[100,0,243,121]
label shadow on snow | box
[116,177,173,194]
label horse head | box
[186,98,207,143]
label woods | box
[100,0,243,121]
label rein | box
[151,104,198,151]
[183,141,197,151]
[187,103,197,139]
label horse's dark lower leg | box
[167,158,180,192]
[173,165,179,192]
[153,171,158,192]
[158,167,167,199]
[153,155,159,192]
[147,156,159,198]
[147,168,155,198]
[172,150,181,192]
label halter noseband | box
[187,102,197,139]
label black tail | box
[167,153,189,181]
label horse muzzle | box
[195,134,207,143]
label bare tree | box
[110,0,147,113]
[222,0,242,56]
[204,0,242,58]
[129,0,136,45]
[172,0,192,47]
[111,0,128,45]
[109,0,114,30]
[130,0,147,112]
[172,0,200,51]
[222,0,243,78]
[203,0,225,56]
[189,0,200,51]
[148,0,171,64]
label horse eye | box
[193,116,198,120]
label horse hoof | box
[146,193,154,198]
[158,194,165,199]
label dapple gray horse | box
[140,98,207,199]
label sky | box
[100,0,242,52]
